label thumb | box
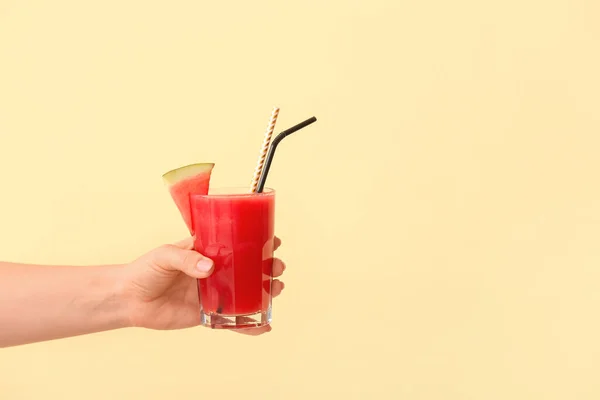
[153,243,214,278]
[172,236,194,250]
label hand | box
[120,237,285,335]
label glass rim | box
[190,187,275,198]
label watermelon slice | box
[162,163,214,232]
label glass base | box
[200,307,272,329]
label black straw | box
[256,116,317,193]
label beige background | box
[1,0,599,398]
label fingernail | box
[197,258,213,272]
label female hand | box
[121,237,285,335]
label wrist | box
[98,264,133,330]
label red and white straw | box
[250,106,280,192]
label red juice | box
[190,188,275,328]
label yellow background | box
[1,0,599,398]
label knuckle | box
[157,244,174,253]
[182,252,199,268]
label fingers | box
[178,236,280,251]
[272,279,284,297]
[152,244,214,278]
[272,258,286,277]
[227,278,283,335]
[173,237,194,250]
[234,325,272,336]
[161,237,284,280]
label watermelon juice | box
[190,188,275,328]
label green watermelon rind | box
[162,163,215,186]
